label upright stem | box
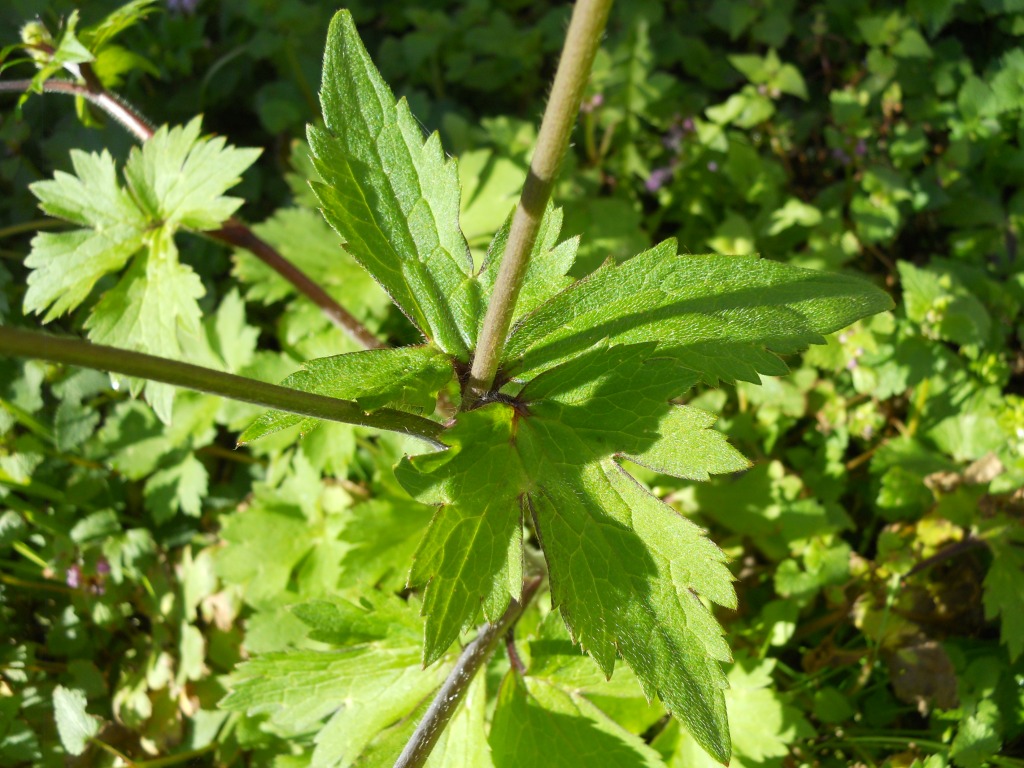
[0,326,443,447]
[0,74,382,349]
[465,0,613,404]
[394,577,543,768]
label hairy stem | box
[394,576,543,768]
[0,75,382,349]
[0,326,443,447]
[465,0,613,403]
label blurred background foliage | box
[0,1,1022,766]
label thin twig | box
[464,0,614,404]
[0,326,443,447]
[394,576,543,768]
[0,74,383,349]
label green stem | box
[465,0,613,404]
[0,326,443,447]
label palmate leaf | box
[310,11,477,358]
[501,242,894,385]
[23,117,260,421]
[398,342,749,763]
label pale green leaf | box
[232,207,391,328]
[503,244,894,385]
[222,597,449,768]
[310,10,476,356]
[223,647,445,768]
[426,674,494,768]
[336,496,435,592]
[24,150,147,320]
[143,452,208,523]
[84,236,204,422]
[123,117,261,230]
[239,345,453,443]
[53,686,99,756]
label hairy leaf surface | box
[310,10,476,357]
[502,245,894,384]
[239,345,453,444]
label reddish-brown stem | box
[210,220,384,348]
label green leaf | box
[79,0,159,52]
[239,345,453,444]
[502,243,894,385]
[951,699,1002,768]
[983,533,1024,661]
[625,405,750,481]
[336,495,435,592]
[221,597,449,768]
[23,117,260,422]
[398,405,526,664]
[310,11,476,357]
[232,207,391,328]
[52,686,99,756]
[426,673,494,767]
[659,658,813,767]
[399,343,751,763]
[25,149,148,321]
[489,672,665,768]
[899,261,991,347]
[123,117,261,230]
[143,452,208,523]
[84,236,204,421]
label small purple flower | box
[95,558,110,575]
[66,564,81,589]
[682,117,695,132]
[645,166,674,192]
[580,93,604,113]
[706,161,719,173]
[846,358,859,371]
[855,138,867,157]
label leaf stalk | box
[0,326,443,447]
